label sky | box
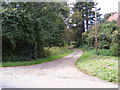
[4,0,120,15]
[96,0,119,15]
[68,0,120,15]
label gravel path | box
[1,49,118,88]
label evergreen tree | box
[74,1,101,31]
[70,0,101,47]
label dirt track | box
[1,49,118,88]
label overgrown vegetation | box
[69,1,101,47]
[76,18,119,83]
[76,46,118,83]
[82,21,120,56]
[80,12,120,59]
[2,47,72,67]
[2,2,70,62]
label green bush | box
[80,45,118,57]
[110,43,119,56]
[98,33,112,49]
[2,2,69,62]
[110,29,120,56]
[82,30,95,48]
[44,47,69,57]
[94,49,112,56]
[82,21,119,56]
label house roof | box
[108,13,118,22]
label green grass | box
[1,50,73,67]
[76,49,118,83]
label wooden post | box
[94,0,98,51]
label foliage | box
[74,1,101,30]
[82,29,95,49]
[62,29,76,44]
[44,47,70,57]
[110,27,120,56]
[69,1,101,47]
[71,11,84,47]
[94,49,112,56]
[82,21,120,56]
[2,2,70,62]
[76,50,118,83]
[2,47,72,67]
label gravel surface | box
[1,49,118,88]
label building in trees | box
[117,14,120,26]
[108,12,118,22]
[107,12,120,26]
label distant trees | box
[70,11,83,47]
[69,1,101,47]
[2,2,69,62]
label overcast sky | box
[96,0,119,15]
[68,0,120,15]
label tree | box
[2,2,70,62]
[70,11,84,47]
[74,1,101,30]
[70,1,101,47]
[82,21,119,56]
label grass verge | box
[1,50,73,67]
[76,49,118,83]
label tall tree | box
[2,2,69,61]
[74,1,101,31]
[70,1,101,47]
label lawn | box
[76,50,118,83]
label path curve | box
[1,49,118,88]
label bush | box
[82,21,119,56]
[44,47,69,57]
[94,49,112,56]
[98,33,112,49]
[110,43,119,56]
[2,2,69,62]
[110,29,120,56]
[80,45,117,56]
[82,30,95,48]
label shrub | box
[94,49,112,56]
[110,29,120,56]
[44,47,69,57]
[82,21,119,56]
